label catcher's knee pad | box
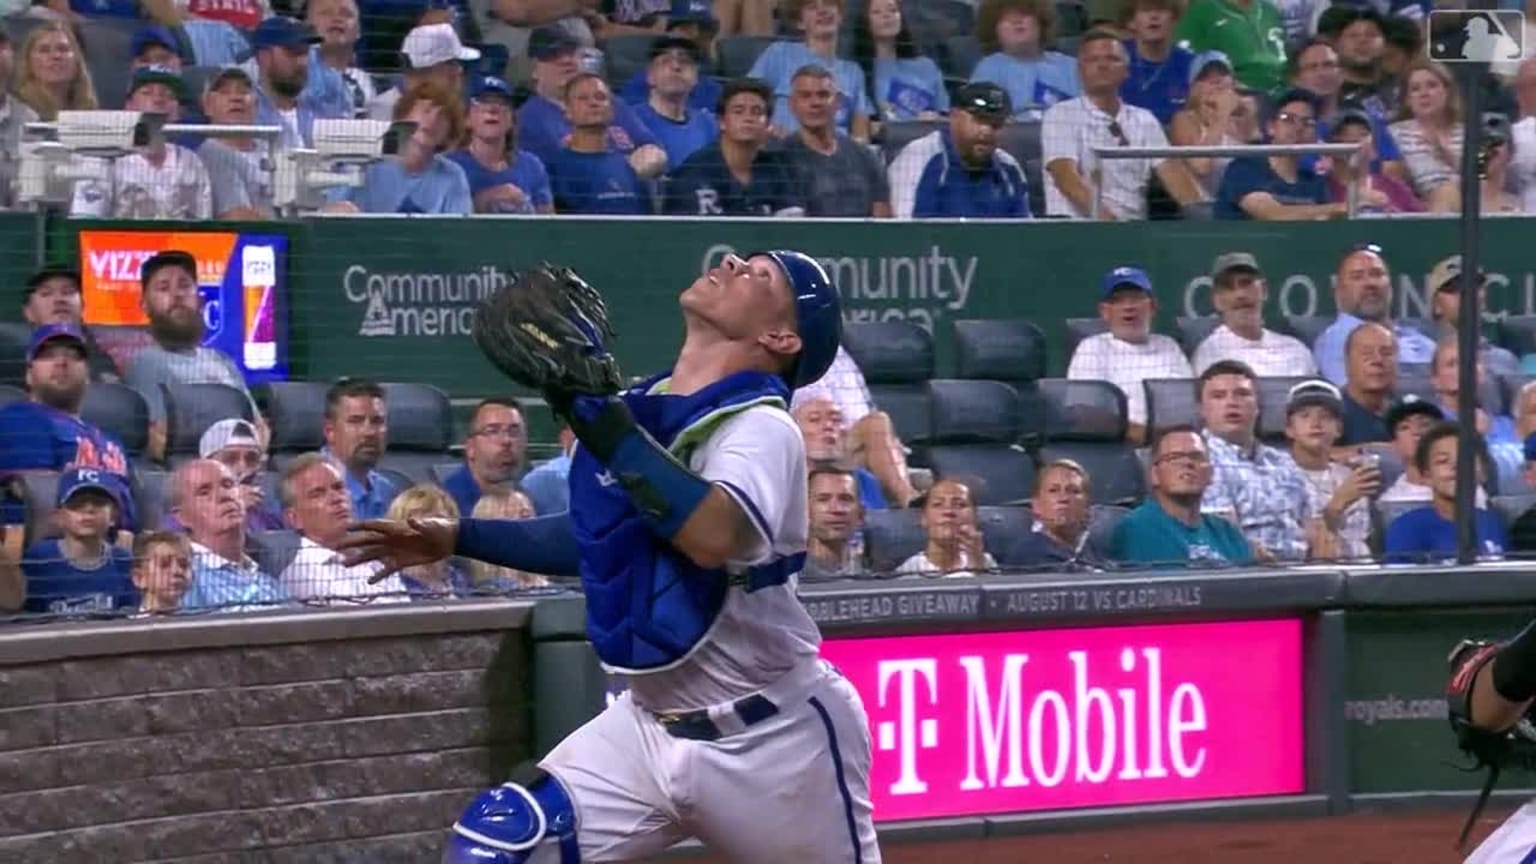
[441,767,580,864]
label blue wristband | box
[604,425,712,540]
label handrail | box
[23,121,283,139]
[1087,141,1368,219]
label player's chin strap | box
[565,395,712,540]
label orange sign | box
[78,231,238,326]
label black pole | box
[1454,58,1484,566]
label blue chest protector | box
[568,370,805,674]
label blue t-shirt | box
[345,155,474,214]
[517,94,659,165]
[441,463,481,519]
[0,401,134,527]
[443,148,553,213]
[22,540,138,615]
[69,0,139,16]
[747,42,872,134]
[970,51,1080,117]
[631,102,718,172]
[521,453,572,516]
[1120,41,1195,126]
[619,71,724,116]
[1307,114,1402,174]
[873,56,949,121]
[1110,499,1254,568]
[547,149,650,214]
[662,144,801,216]
[854,467,886,511]
[1383,506,1509,563]
[1215,155,1329,220]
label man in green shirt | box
[1175,0,1287,94]
[1111,424,1255,567]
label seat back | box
[76,19,140,109]
[1284,314,1334,350]
[942,34,981,77]
[879,120,944,163]
[1175,316,1219,358]
[0,384,26,408]
[1143,378,1199,440]
[928,379,1021,445]
[81,382,150,458]
[869,384,932,449]
[249,530,302,584]
[952,319,1047,382]
[1493,494,1536,529]
[1499,315,1536,357]
[1036,378,1128,442]
[20,471,61,544]
[976,505,1032,562]
[0,321,28,386]
[1064,317,1108,359]
[842,321,934,384]
[717,35,780,77]
[1039,442,1144,506]
[260,381,331,454]
[382,382,453,452]
[1255,376,1312,444]
[164,383,255,457]
[1087,503,1131,554]
[863,508,924,574]
[998,121,1044,216]
[134,469,170,531]
[604,34,660,88]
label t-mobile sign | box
[819,619,1304,822]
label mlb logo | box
[1428,10,1524,63]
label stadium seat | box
[998,122,1044,218]
[1055,0,1089,39]
[924,379,1035,505]
[250,530,302,583]
[843,321,935,447]
[1256,376,1312,444]
[863,507,924,573]
[81,383,150,459]
[20,471,61,543]
[0,321,28,386]
[0,384,23,408]
[1499,315,1536,358]
[380,382,453,483]
[76,18,141,110]
[1143,378,1198,440]
[1493,494,1536,530]
[1394,373,1435,404]
[1063,317,1108,359]
[1175,316,1219,357]
[942,35,981,78]
[906,0,975,55]
[1284,314,1333,350]
[1035,378,1142,505]
[951,318,1046,383]
[717,35,780,78]
[976,505,1031,560]
[879,120,944,163]
[604,34,660,89]
[181,66,219,101]
[134,469,170,531]
[429,462,464,489]
[164,383,255,459]
[1087,503,1131,553]
[260,381,331,463]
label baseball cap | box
[1286,379,1343,417]
[649,35,702,64]
[954,81,1011,123]
[401,22,480,70]
[1429,254,1485,294]
[55,467,123,509]
[1384,394,1445,433]
[469,75,515,102]
[26,323,86,363]
[24,265,81,299]
[1327,107,1374,141]
[528,26,582,61]
[1189,50,1232,85]
[140,249,198,288]
[1318,4,1385,39]
[130,25,178,59]
[668,0,719,31]
[1211,251,1260,279]
[1101,265,1153,298]
[129,64,186,100]
[199,418,262,459]
[245,17,321,58]
[204,65,253,93]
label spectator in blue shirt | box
[319,378,400,521]
[1314,245,1438,386]
[518,27,668,181]
[1111,425,1254,567]
[130,26,183,71]
[632,37,718,172]
[970,0,1080,118]
[341,79,474,214]
[1119,0,1194,125]
[619,0,725,114]
[446,76,555,214]
[852,0,949,122]
[548,73,653,214]
[520,425,574,516]
[794,396,886,511]
[1003,458,1107,570]
[1384,422,1509,562]
[747,0,873,140]
[174,458,289,612]
[1288,38,1407,182]
[245,17,339,149]
[1216,88,1341,220]
[19,468,138,616]
[663,77,803,215]
[441,398,528,516]
[888,81,1031,218]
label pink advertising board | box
[818,618,1305,822]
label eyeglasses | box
[472,424,523,440]
[1277,112,1317,129]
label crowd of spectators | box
[5,0,1536,218]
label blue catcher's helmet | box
[751,250,841,390]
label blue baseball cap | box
[26,323,85,363]
[470,75,515,102]
[130,25,178,59]
[1189,50,1232,85]
[528,26,581,61]
[129,64,186,99]
[245,17,321,58]
[1101,266,1153,298]
[669,0,718,30]
[56,467,124,509]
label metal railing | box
[1089,142,1368,220]
[23,121,284,141]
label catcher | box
[337,252,882,863]
[1447,624,1536,861]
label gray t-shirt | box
[198,139,273,217]
[124,344,255,423]
[782,135,890,217]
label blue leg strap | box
[441,768,580,863]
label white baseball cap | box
[199,418,262,458]
[402,23,480,70]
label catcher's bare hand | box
[338,518,458,583]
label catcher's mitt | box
[472,264,624,399]
[1447,639,1536,849]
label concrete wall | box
[0,601,535,862]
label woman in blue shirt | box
[343,78,473,214]
[446,76,555,214]
[970,0,1080,118]
[852,0,949,123]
